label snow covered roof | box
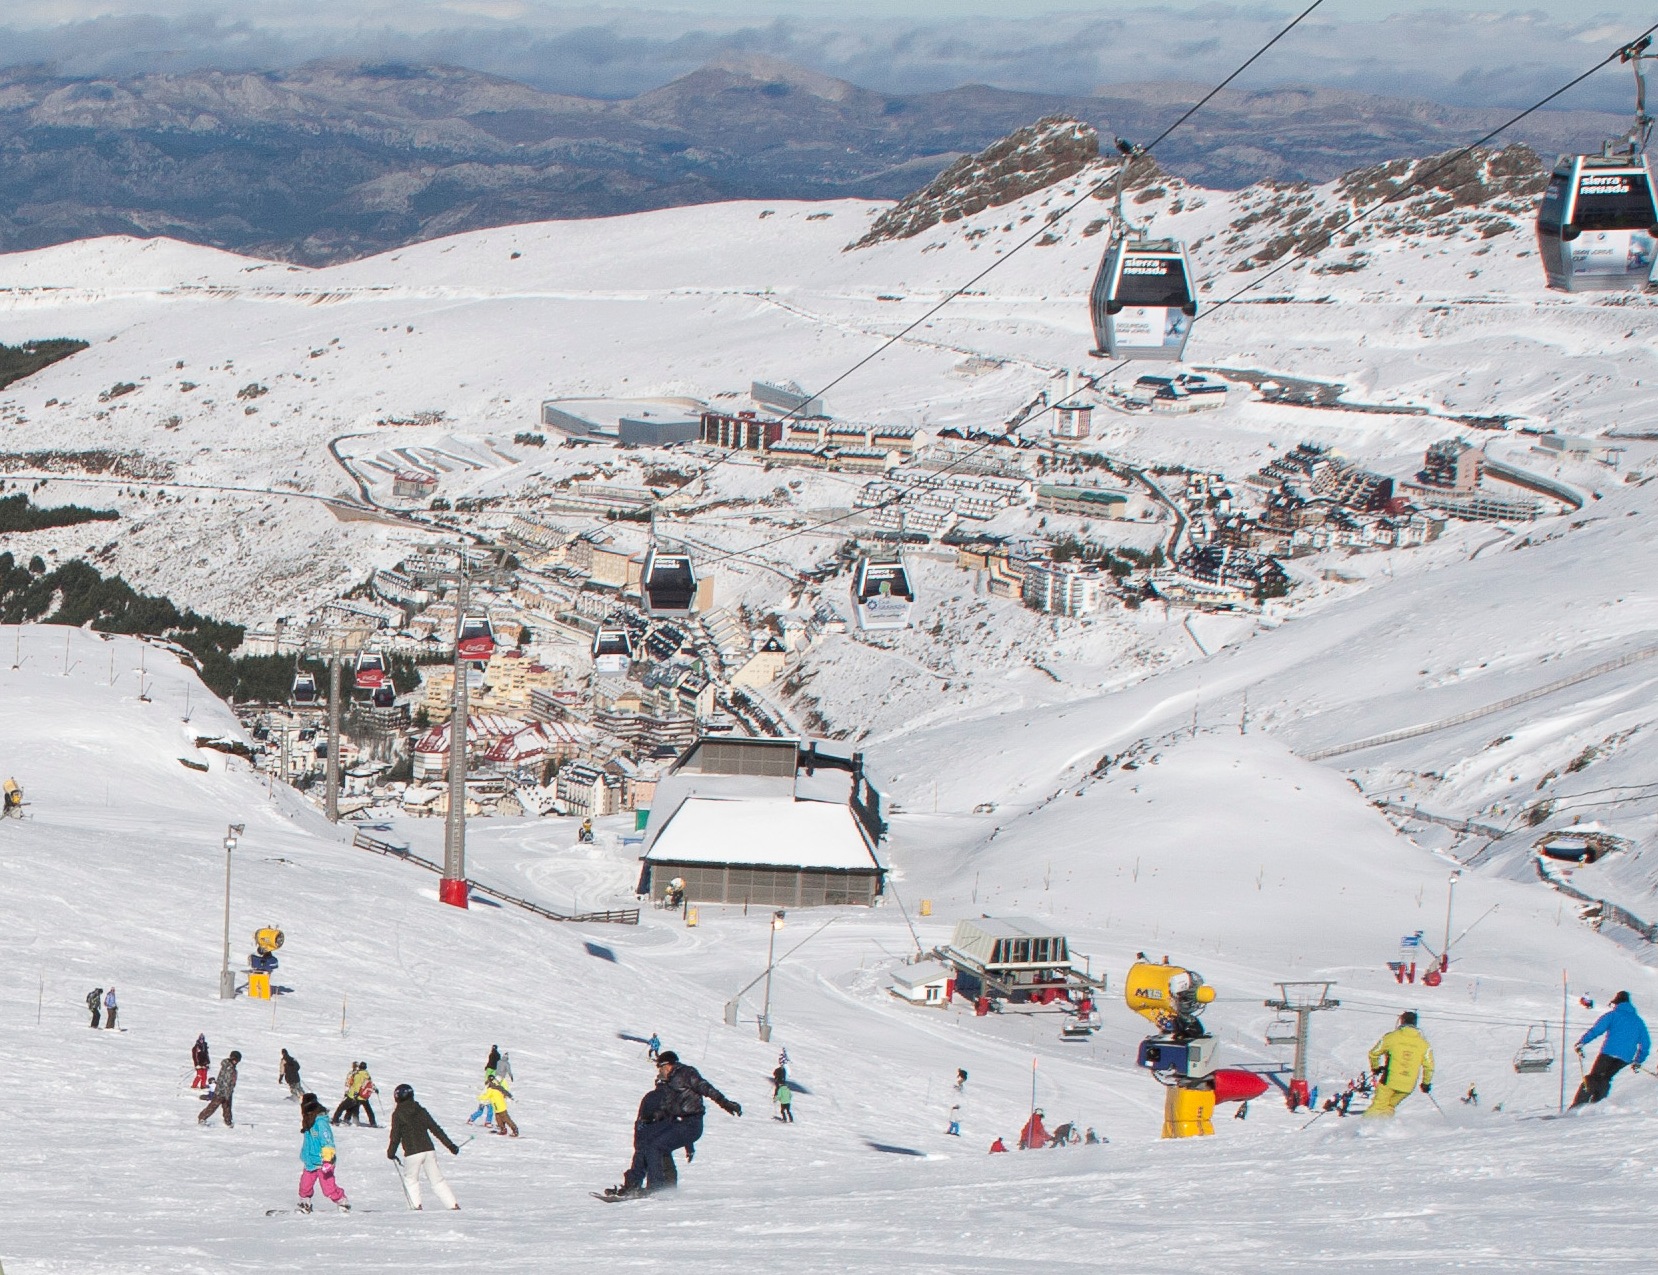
[644,796,881,872]
[890,961,952,988]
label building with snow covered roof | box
[636,736,886,907]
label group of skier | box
[84,986,117,1029]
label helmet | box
[394,1083,414,1102]
[656,1050,679,1066]
[1400,1011,1418,1026]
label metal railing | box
[351,829,639,925]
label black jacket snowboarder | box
[86,988,103,1029]
[280,1049,304,1101]
[198,1051,241,1127]
[625,1052,739,1193]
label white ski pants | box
[400,1150,457,1209]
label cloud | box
[0,5,1650,116]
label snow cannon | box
[1125,958,1223,1139]
[249,926,284,974]
[2,777,21,816]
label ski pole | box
[1424,1089,1448,1119]
[1300,1107,1333,1131]
[389,1156,416,1209]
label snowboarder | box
[197,1051,241,1127]
[946,1102,962,1136]
[297,1093,350,1214]
[647,1033,660,1061]
[355,1063,379,1128]
[1365,1011,1435,1119]
[86,988,103,1029]
[103,986,118,1029]
[1573,990,1650,1107]
[775,1079,794,1123]
[280,1049,304,1102]
[485,1045,500,1077]
[1018,1108,1049,1149]
[387,1083,461,1210]
[191,1034,210,1088]
[947,1068,967,1136]
[632,1051,740,1192]
[604,1087,669,1198]
[333,1063,364,1125]
[481,1076,518,1137]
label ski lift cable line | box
[1196,20,1658,325]
[679,0,1330,494]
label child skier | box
[333,1063,364,1125]
[481,1076,519,1137]
[355,1064,379,1128]
[775,1079,794,1123]
[298,1093,350,1214]
[191,1034,211,1088]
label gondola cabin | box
[850,555,915,630]
[1536,153,1658,291]
[370,682,396,709]
[641,547,698,615]
[592,625,634,676]
[291,671,318,705]
[353,651,387,692]
[457,612,497,664]
[1090,238,1197,361]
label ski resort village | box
[7,17,1658,1274]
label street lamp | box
[218,823,244,999]
[759,910,786,1042]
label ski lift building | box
[941,917,1094,1006]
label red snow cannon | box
[1211,1069,1270,1106]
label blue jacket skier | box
[1573,992,1650,1106]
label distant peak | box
[696,52,857,102]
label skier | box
[197,1051,242,1127]
[946,1068,967,1136]
[1573,990,1651,1107]
[297,1093,351,1214]
[355,1063,380,1128]
[280,1049,304,1102]
[775,1078,794,1123]
[103,986,118,1029]
[647,1032,661,1061]
[578,818,594,843]
[333,1063,364,1126]
[480,1076,518,1137]
[191,1034,211,1088]
[86,988,103,1029]
[1018,1108,1049,1149]
[989,1137,1008,1153]
[485,1045,500,1077]
[627,1051,741,1194]
[1364,1011,1435,1119]
[387,1083,461,1210]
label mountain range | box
[0,51,1629,264]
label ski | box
[267,1208,372,1215]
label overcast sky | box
[3,4,1654,112]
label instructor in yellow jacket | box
[1365,1011,1435,1118]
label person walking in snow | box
[103,987,118,1029]
[387,1084,462,1210]
[1018,1108,1049,1149]
[297,1093,351,1214]
[1573,991,1651,1107]
[1364,1011,1435,1119]
[86,988,103,1029]
[198,1051,241,1127]
[279,1049,304,1102]
[191,1035,211,1089]
[775,1078,794,1123]
[627,1052,740,1194]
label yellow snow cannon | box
[254,927,285,956]
[2,778,21,816]
[1126,958,1222,1139]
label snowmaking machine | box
[249,926,284,974]
[1125,957,1267,1138]
[2,778,22,817]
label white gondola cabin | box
[353,650,387,692]
[850,554,915,631]
[457,612,497,664]
[1536,152,1658,292]
[641,547,698,616]
[592,624,634,676]
[1090,237,1197,361]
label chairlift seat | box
[1513,1024,1556,1074]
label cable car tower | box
[1089,139,1198,362]
[1537,36,1658,292]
